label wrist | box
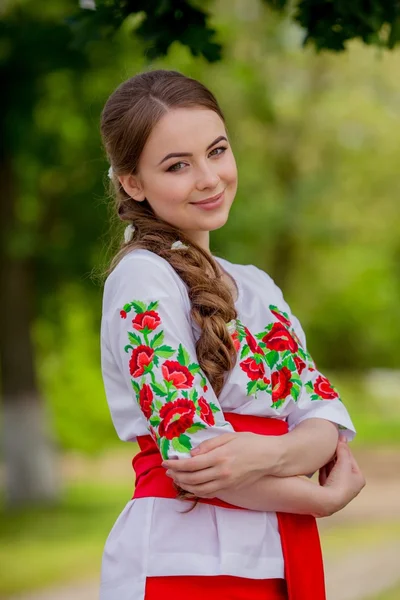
[253,435,288,477]
[314,486,342,518]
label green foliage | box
[73,0,222,61]
[75,0,400,58]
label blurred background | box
[1,0,399,599]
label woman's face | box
[119,107,238,250]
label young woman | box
[99,69,365,600]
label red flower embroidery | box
[158,399,196,440]
[162,360,194,389]
[231,330,241,352]
[198,396,215,426]
[120,310,127,319]
[139,384,153,419]
[133,310,161,332]
[240,357,266,381]
[244,327,264,355]
[203,385,208,392]
[294,356,306,375]
[270,308,291,328]
[129,345,154,377]
[314,375,338,400]
[262,323,298,353]
[271,367,293,402]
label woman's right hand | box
[316,436,366,517]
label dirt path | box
[9,448,400,600]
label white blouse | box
[100,249,356,600]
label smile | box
[190,191,225,210]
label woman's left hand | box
[162,432,279,497]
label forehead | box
[142,107,225,161]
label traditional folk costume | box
[100,249,355,600]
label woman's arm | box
[272,418,339,477]
[163,421,338,496]
[182,438,365,517]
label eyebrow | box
[158,135,228,165]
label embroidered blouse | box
[100,249,356,600]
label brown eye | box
[209,146,227,157]
[167,162,186,172]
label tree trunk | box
[0,157,59,507]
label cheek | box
[221,154,238,185]
[148,176,193,213]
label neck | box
[183,229,211,254]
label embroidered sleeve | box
[247,267,356,440]
[272,304,356,440]
[103,254,234,459]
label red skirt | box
[145,575,288,599]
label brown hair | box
[100,70,237,499]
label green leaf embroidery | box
[310,394,320,401]
[123,303,132,313]
[132,300,147,313]
[181,391,189,399]
[266,350,279,369]
[191,388,199,402]
[151,382,168,397]
[282,354,296,371]
[188,362,201,374]
[160,438,170,460]
[150,331,164,348]
[154,399,163,411]
[128,332,142,346]
[271,399,286,409]
[131,380,141,394]
[247,380,259,396]
[305,381,314,394]
[166,391,178,403]
[177,343,190,366]
[240,344,251,359]
[200,374,207,388]
[149,416,161,427]
[172,434,192,453]
[209,402,220,414]
[257,380,270,391]
[147,301,159,311]
[156,345,175,358]
[186,423,207,433]
[291,384,300,401]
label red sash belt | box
[133,413,326,600]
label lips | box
[192,191,224,205]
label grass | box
[320,521,400,559]
[369,584,400,599]
[0,480,131,597]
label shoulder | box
[103,249,188,311]
[216,255,283,297]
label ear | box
[118,174,146,202]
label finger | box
[319,466,327,486]
[163,453,217,472]
[346,449,362,474]
[167,467,221,487]
[191,434,236,456]
[183,479,226,497]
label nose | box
[195,162,220,191]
